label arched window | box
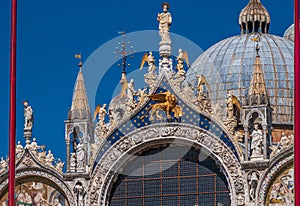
[109,145,231,205]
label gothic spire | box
[239,0,270,34]
[69,56,90,120]
[248,43,268,105]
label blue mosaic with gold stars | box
[93,76,239,170]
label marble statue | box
[23,100,33,131]
[157,2,172,43]
[55,160,64,173]
[140,52,157,75]
[126,79,136,108]
[76,138,85,170]
[28,138,44,156]
[176,50,185,76]
[16,141,24,158]
[250,124,263,159]
[196,75,206,98]
[98,104,107,125]
[108,109,116,129]
[38,150,46,164]
[226,94,234,120]
[175,49,189,76]
[70,153,76,172]
[74,182,86,206]
[248,172,258,201]
[45,150,54,167]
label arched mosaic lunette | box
[0,169,76,206]
[88,123,246,206]
[0,150,76,206]
[257,147,293,205]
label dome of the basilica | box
[284,23,299,42]
[187,33,294,124]
[186,0,294,125]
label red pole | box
[295,0,299,204]
[8,0,17,205]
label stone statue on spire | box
[157,2,172,43]
[23,100,33,131]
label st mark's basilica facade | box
[0,1,296,206]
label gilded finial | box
[75,53,82,70]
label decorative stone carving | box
[237,193,245,206]
[180,83,194,102]
[117,138,132,152]
[55,160,64,174]
[22,153,33,167]
[94,122,108,141]
[270,133,294,158]
[0,157,8,173]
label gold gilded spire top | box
[69,54,90,119]
[239,0,270,34]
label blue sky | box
[0,0,294,163]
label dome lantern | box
[239,0,271,34]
